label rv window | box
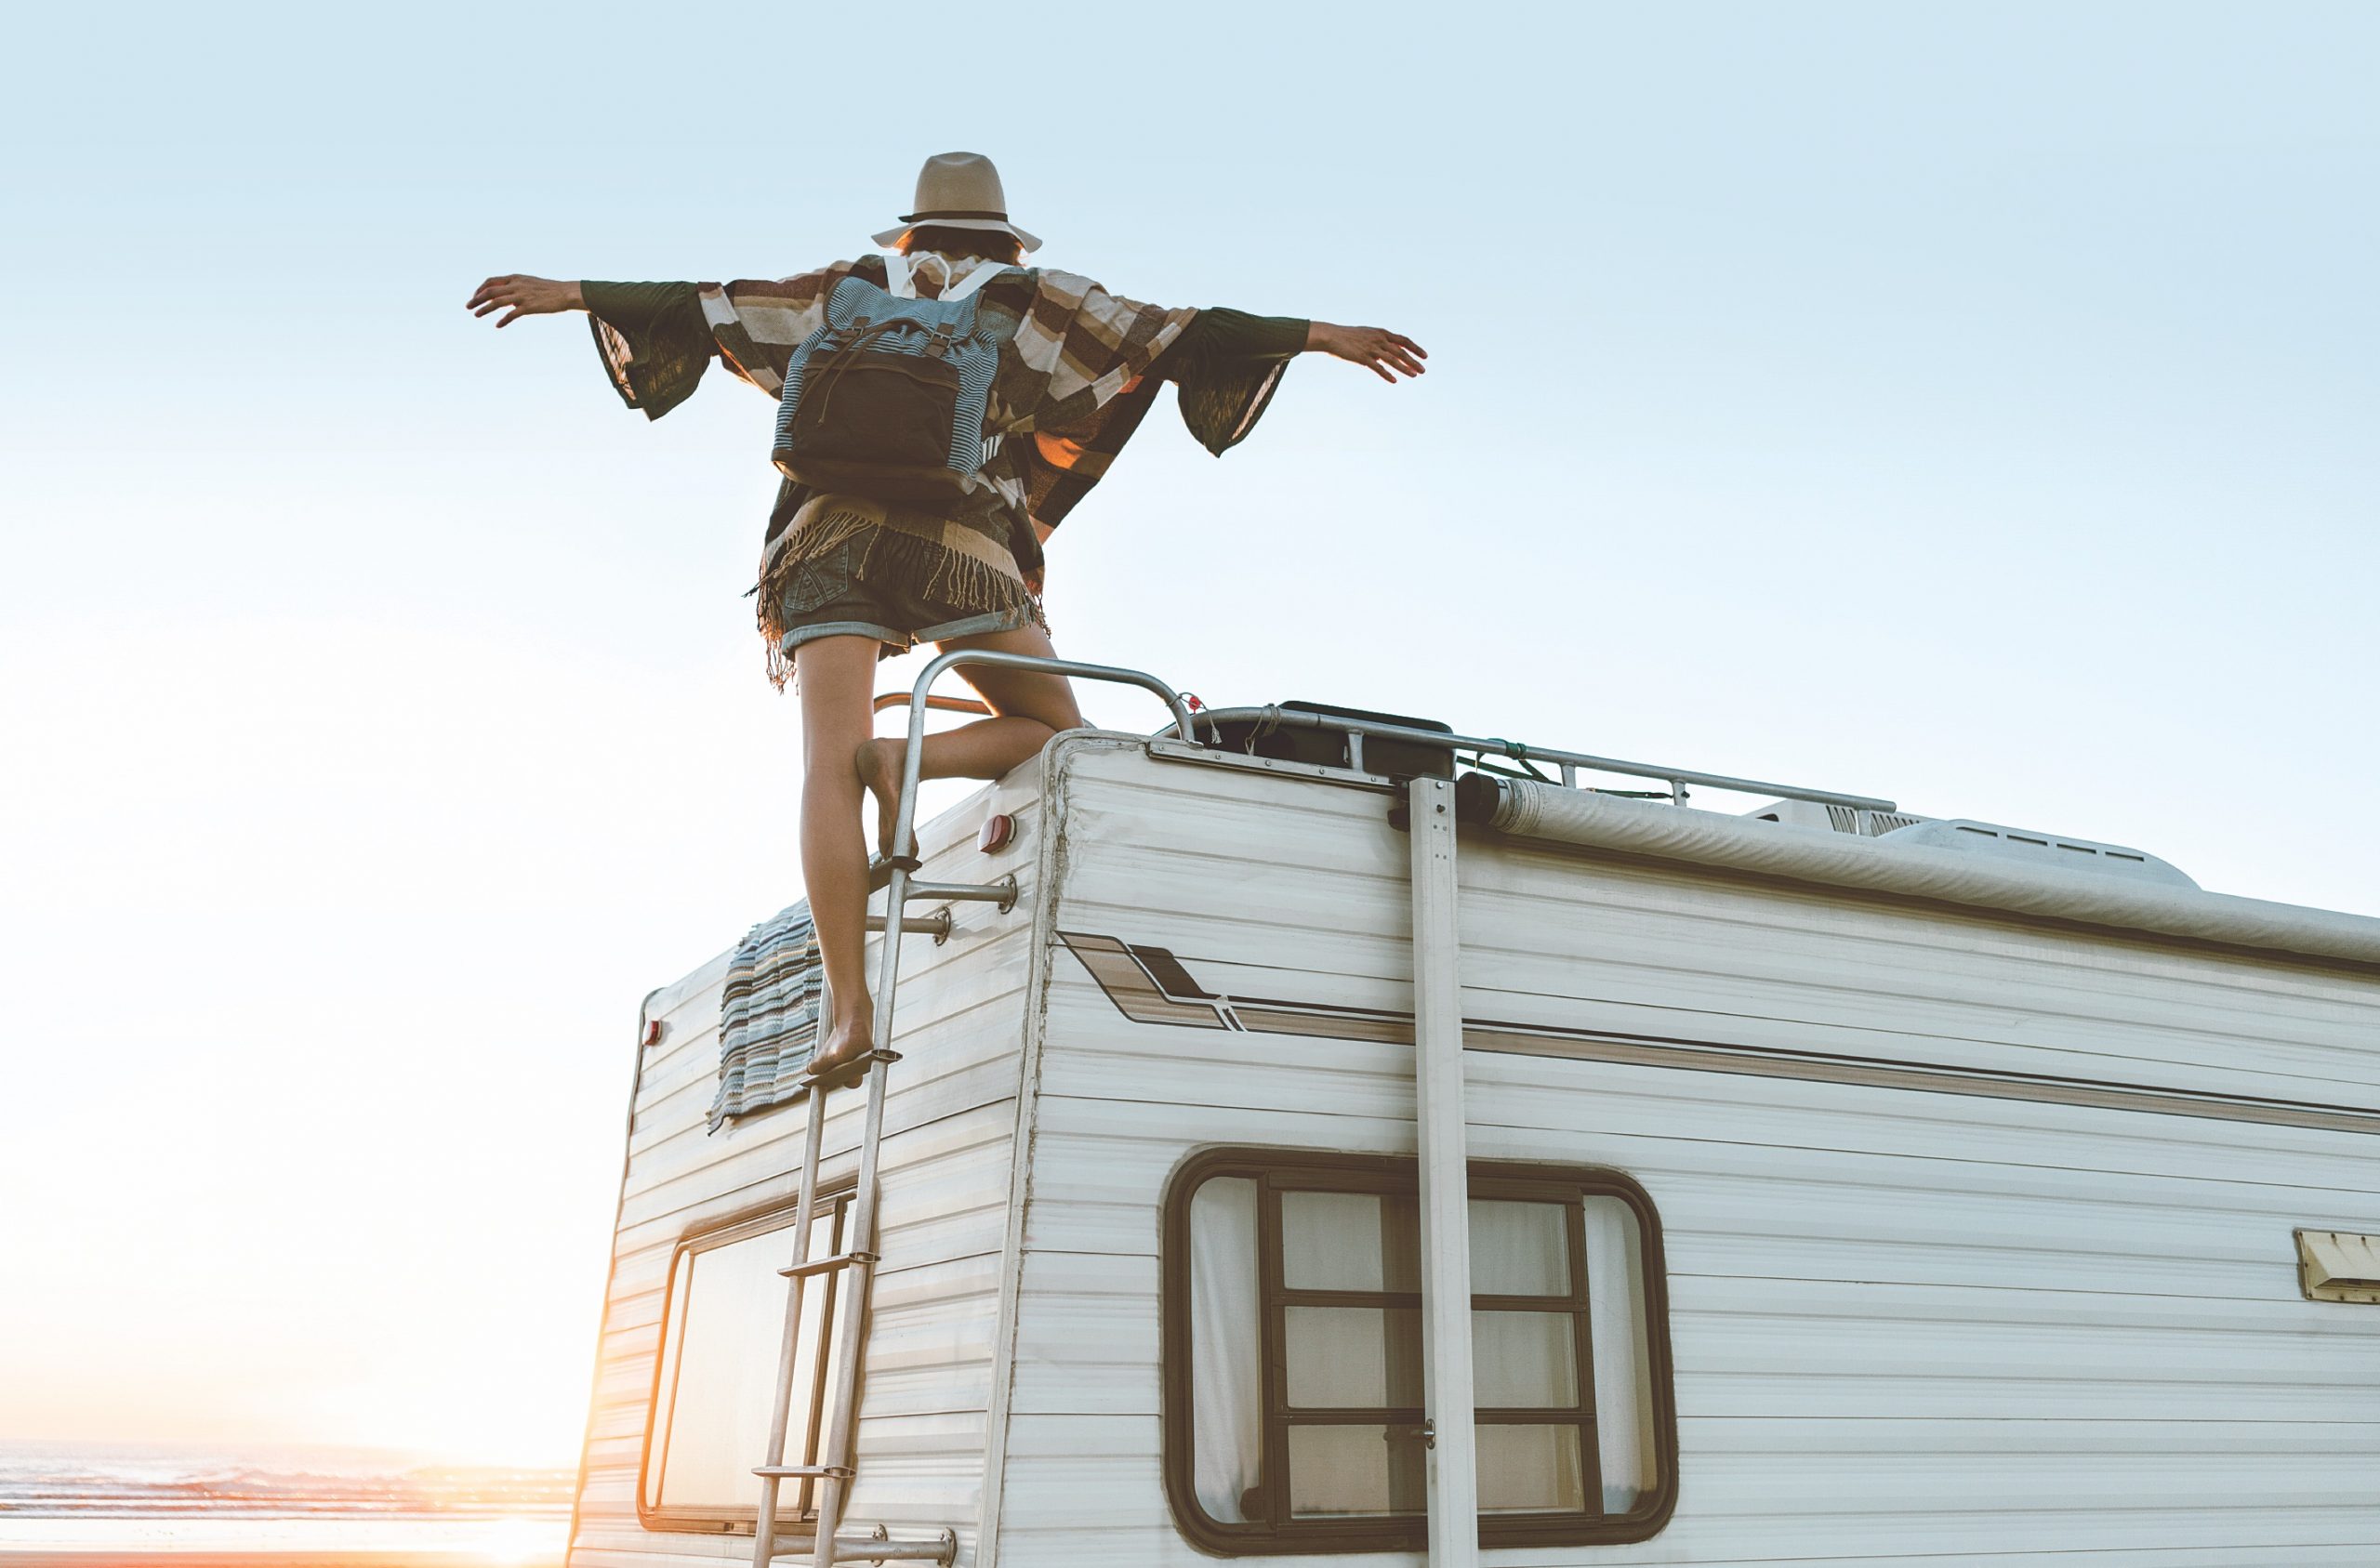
[1164,1152,1675,1552]
[640,1192,855,1534]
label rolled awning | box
[1455,774,2380,970]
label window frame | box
[1160,1147,1678,1555]
[635,1179,859,1536]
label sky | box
[2,1,2374,1470]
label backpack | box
[770,254,1022,502]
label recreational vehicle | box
[564,652,2380,1568]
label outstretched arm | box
[471,274,718,417]
[467,274,584,327]
[1147,310,1426,389]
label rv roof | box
[1197,700,2209,892]
[869,664,2380,971]
[1167,699,2380,968]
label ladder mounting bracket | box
[817,1526,959,1564]
[866,910,952,943]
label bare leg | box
[857,622,1087,855]
[794,635,883,1076]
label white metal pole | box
[1408,776,1478,1567]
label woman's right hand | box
[468,275,584,328]
[1308,322,1428,383]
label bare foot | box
[855,738,910,862]
[806,1012,875,1083]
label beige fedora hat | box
[873,151,1043,254]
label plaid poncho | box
[588,256,1292,684]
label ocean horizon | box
[0,1441,573,1564]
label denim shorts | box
[775,540,1036,663]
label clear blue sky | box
[2,1,2373,1463]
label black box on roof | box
[1210,700,1455,783]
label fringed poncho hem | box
[756,497,1045,689]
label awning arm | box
[1408,775,1479,1566]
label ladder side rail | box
[805,1040,895,1566]
[1187,705,1897,814]
[1408,774,1479,1567]
[752,1082,834,1565]
[895,651,1199,793]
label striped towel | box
[709,901,823,1130]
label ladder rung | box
[780,1250,879,1280]
[866,910,952,941]
[804,1047,900,1084]
[753,1463,854,1480]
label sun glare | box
[483,1514,563,1566]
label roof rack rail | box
[1178,704,1895,814]
[872,670,1892,815]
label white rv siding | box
[993,738,2380,1566]
[566,780,1050,1568]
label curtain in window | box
[1581,1195,1657,1513]
[710,901,823,1129]
[1189,1177,1263,1522]
[1466,1198,1568,1295]
[1276,1190,1427,1516]
[1283,1190,1420,1291]
[1186,1171,1663,1529]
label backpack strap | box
[945,262,1018,301]
[879,249,917,299]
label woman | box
[469,152,1424,1081]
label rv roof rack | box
[1177,703,1897,814]
[871,670,1897,816]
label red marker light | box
[978,813,1015,852]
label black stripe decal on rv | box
[1056,932,2380,1139]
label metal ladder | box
[748,650,1199,1568]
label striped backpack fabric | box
[770,254,1022,501]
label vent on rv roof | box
[1747,798,1928,838]
[1746,800,2198,889]
[1877,819,2198,889]
[2298,1230,2380,1305]
[1210,701,1454,783]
